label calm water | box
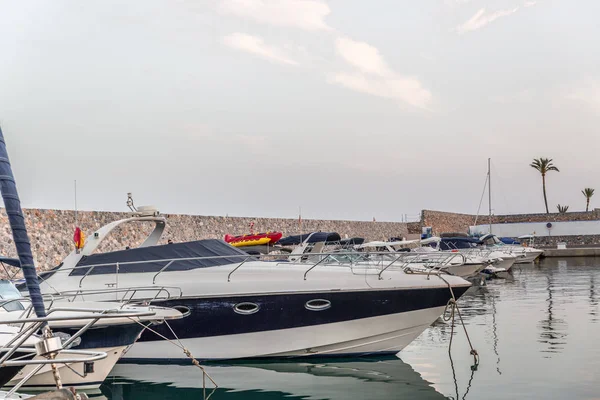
[97,257,600,400]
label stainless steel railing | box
[36,248,472,293]
[0,307,157,397]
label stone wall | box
[421,210,475,234]
[406,221,422,234]
[533,235,600,248]
[0,208,408,272]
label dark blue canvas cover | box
[438,237,482,251]
[278,232,341,246]
[69,239,249,276]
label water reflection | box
[448,351,477,400]
[589,273,598,322]
[95,258,600,400]
[490,290,501,375]
[537,269,568,356]
[101,357,450,400]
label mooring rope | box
[128,317,218,389]
[438,276,479,366]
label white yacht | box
[422,237,518,272]
[479,234,543,263]
[354,239,487,279]
[36,204,471,362]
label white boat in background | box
[479,234,543,264]
[353,238,487,279]
[423,237,518,272]
[36,200,471,362]
[469,159,543,264]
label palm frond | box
[582,188,595,198]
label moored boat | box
[37,202,471,362]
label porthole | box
[233,302,260,315]
[305,299,331,311]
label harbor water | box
[98,257,600,400]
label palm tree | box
[557,204,569,214]
[530,158,560,214]
[582,188,595,212]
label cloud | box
[329,72,432,109]
[329,37,432,109]
[218,0,332,31]
[334,37,393,77]
[455,7,519,34]
[567,80,600,112]
[223,33,298,65]
[524,1,537,7]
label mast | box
[0,126,47,320]
[488,158,492,234]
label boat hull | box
[121,305,449,361]
[120,285,468,361]
[4,322,146,390]
[444,263,484,278]
[0,351,34,387]
[495,256,517,271]
[7,345,128,390]
[514,250,543,263]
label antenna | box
[126,192,137,212]
[74,180,78,227]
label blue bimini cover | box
[278,232,341,246]
[439,237,483,251]
[69,239,249,276]
[500,237,520,245]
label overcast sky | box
[1,0,599,221]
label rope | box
[127,318,218,389]
[439,276,479,366]
[473,173,489,227]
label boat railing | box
[0,307,157,396]
[13,286,183,315]
[377,254,412,280]
[44,250,467,287]
[58,286,183,305]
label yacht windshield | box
[482,235,503,246]
[0,280,25,311]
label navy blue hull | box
[55,323,146,350]
[138,286,469,343]
[0,351,35,387]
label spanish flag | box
[73,227,86,249]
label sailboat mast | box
[488,158,492,234]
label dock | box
[541,248,600,257]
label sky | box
[0,0,599,222]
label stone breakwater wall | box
[0,208,408,272]
[533,235,600,248]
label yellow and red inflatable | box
[224,231,283,247]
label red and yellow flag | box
[73,227,86,249]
